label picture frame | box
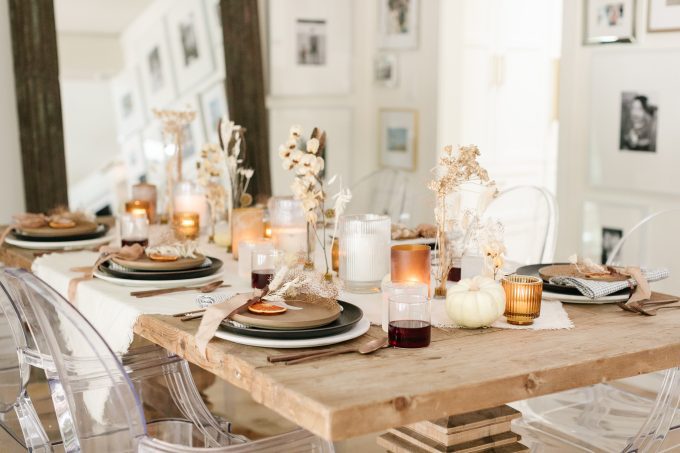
[110,68,145,138]
[379,109,418,171]
[378,0,419,49]
[136,21,176,110]
[171,95,206,177]
[589,50,680,195]
[648,0,680,32]
[166,0,215,94]
[204,0,224,46]
[374,53,398,88]
[120,134,147,186]
[199,80,228,144]
[584,0,636,44]
[268,0,352,96]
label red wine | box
[251,269,274,289]
[447,266,462,282]
[388,320,431,348]
[122,239,148,248]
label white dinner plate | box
[542,290,629,304]
[214,318,371,348]
[5,234,114,250]
[92,269,223,288]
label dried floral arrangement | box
[428,144,499,297]
[196,118,254,242]
[278,125,351,278]
[478,219,505,279]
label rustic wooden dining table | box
[2,242,680,443]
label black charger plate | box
[98,256,223,281]
[12,224,109,242]
[220,301,363,340]
[516,263,629,296]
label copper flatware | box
[172,308,206,318]
[130,280,228,298]
[268,336,388,365]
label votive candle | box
[173,212,200,240]
[131,183,157,222]
[391,244,431,297]
[231,207,265,260]
[502,275,543,325]
[125,200,150,219]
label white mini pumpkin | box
[445,276,505,328]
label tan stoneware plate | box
[539,264,629,283]
[232,300,342,330]
[112,254,206,271]
[18,220,98,238]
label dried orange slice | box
[148,254,179,262]
[49,219,76,229]
[247,302,286,316]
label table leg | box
[377,405,528,452]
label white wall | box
[556,1,680,260]
[0,0,25,221]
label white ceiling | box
[54,0,154,35]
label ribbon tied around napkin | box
[195,293,258,356]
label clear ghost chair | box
[512,209,680,452]
[346,169,411,224]
[0,268,334,452]
[483,186,558,264]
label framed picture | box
[166,1,215,94]
[120,134,147,186]
[590,50,680,194]
[136,22,176,110]
[268,0,352,96]
[379,109,418,171]
[378,0,419,49]
[584,0,636,44]
[171,96,206,177]
[582,200,647,265]
[648,0,680,32]
[200,81,228,144]
[374,53,398,88]
[204,0,223,46]
[110,68,145,138]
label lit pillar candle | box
[268,196,307,255]
[391,244,432,297]
[173,212,200,240]
[501,275,543,325]
[339,214,391,293]
[174,181,208,230]
[125,200,151,219]
[231,207,265,260]
[131,183,157,223]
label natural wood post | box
[8,0,68,212]
[220,0,272,201]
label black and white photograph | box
[296,19,326,65]
[111,70,144,137]
[584,0,635,44]
[378,0,419,49]
[619,91,657,152]
[147,47,163,92]
[374,53,398,87]
[386,0,412,34]
[179,16,200,67]
[601,227,623,264]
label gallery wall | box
[0,0,25,221]
[557,0,680,262]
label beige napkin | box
[195,293,255,356]
[626,267,651,305]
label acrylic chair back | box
[347,169,410,224]
[0,268,147,452]
[606,208,680,295]
[483,185,558,264]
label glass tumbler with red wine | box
[120,213,149,248]
[388,294,431,348]
[251,249,281,290]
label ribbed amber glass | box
[502,275,543,325]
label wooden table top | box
[3,239,680,441]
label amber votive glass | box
[264,220,272,239]
[173,212,200,240]
[131,183,157,222]
[332,237,339,273]
[390,244,431,297]
[231,207,265,260]
[502,275,543,325]
[125,200,151,219]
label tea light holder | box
[231,207,265,260]
[125,200,151,219]
[502,275,543,325]
[173,212,200,240]
[391,244,431,297]
[268,196,307,255]
[174,180,208,230]
[131,182,157,222]
[339,214,391,293]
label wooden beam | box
[8,0,68,212]
[221,0,271,202]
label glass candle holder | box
[381,281,429,332]
[391,244,431,297]
[214,218,231,248]
[120,213,149,248]
[338,214,391,293]
[502,275,543,326]
[174,180,208,230]
[173,212,200,240]
[388,294,431,348]
[238,239,273,280]
[268,196,307,255]
[251,249,282,290]
[131,183,157,223]
[331,237,339,273]
[231,207,265,260]
[125,200,151,219]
